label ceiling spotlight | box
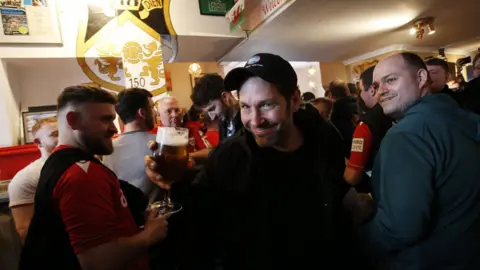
[416,28,425,40]
[410,17,435,40]
[427,23,435,35]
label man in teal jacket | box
[359,52,480,269]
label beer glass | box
[152,127,189,214]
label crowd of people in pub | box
[6,50,480,270]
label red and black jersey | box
[20,146,148,270]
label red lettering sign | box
[262,0,282,17]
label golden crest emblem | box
[76,0,175,95]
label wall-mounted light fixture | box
[409,17,435,39]
[188,63,202,76]
[308,66,316,76]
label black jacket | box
[359,103,393,172]
[462,77,480,114]
[331,97,358,158]
[176,108,365,270]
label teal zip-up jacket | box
[359,94,480,270]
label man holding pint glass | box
[150,125,189,214]
[145,53,363,269]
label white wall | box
[5,58,124,142]
[0,61,21,146]
[7,59,102,111]
[222,61,324,98]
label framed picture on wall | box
[22,110,57,144]
[0,0,63,44]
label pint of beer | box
[152,127,189,184]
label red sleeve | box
[205,130,219,147]
[53,163,128,254]
[192,127,207,150]
[347,122,373,171]
[148,125,158,135]
[188,123,219,149]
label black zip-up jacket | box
[174,108,369,270]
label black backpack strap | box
[20,148,96,270]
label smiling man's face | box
[373,54,427,119]
[239,77,298,148]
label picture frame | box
[22,110,57,144]
[0,0,63,44]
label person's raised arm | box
[145,140,223,269]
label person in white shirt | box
[103,88,156,196]
[8,117,58,242]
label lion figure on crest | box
[94,41,123,81]
[140,41,164,86]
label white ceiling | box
[223,0,480,62]
[172,35,244,62]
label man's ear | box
[367,85,375,97]
[138,108,146,119]
[418,69,429,89]
[66,111,81,130]
[33,138,41,147]
[291,88,302,112]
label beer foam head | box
[156,127,189,146]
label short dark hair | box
[400,52,429,74]
[329,79,350,99]
[116,88,153,124]
[360,65,375,91]
[347,83,358,95]
[311,97,333,111]
[191,74,224,107]
[425,57,449,74]
[57,85,116,111]
[302,91,315,102]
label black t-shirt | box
[331,97,358,158]
[252,133,328,265]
